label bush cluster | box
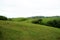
[32,19,42,24]
[0,16,8,20]
[32,18,60,28]
[46,19,60,28]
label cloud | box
[0,0,60,18]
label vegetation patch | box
[0,16,8,20]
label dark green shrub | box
[8,18,12,21]
[21,18,27,21]
[46,19,60,28]
[0,16,8,20]
[32,19,43,24]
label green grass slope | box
[0,21,60,40]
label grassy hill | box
[0,20,60,40]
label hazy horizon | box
[0,0,60,18]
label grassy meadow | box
[0,16,60,40]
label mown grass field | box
[0,20,60,40]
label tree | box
[0,16,8,20]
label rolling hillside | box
[0,20,60,40]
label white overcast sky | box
[0,0,60,18]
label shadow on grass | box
[0,32,3,39]
[0,27,3,40]
[56,37,60,40]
